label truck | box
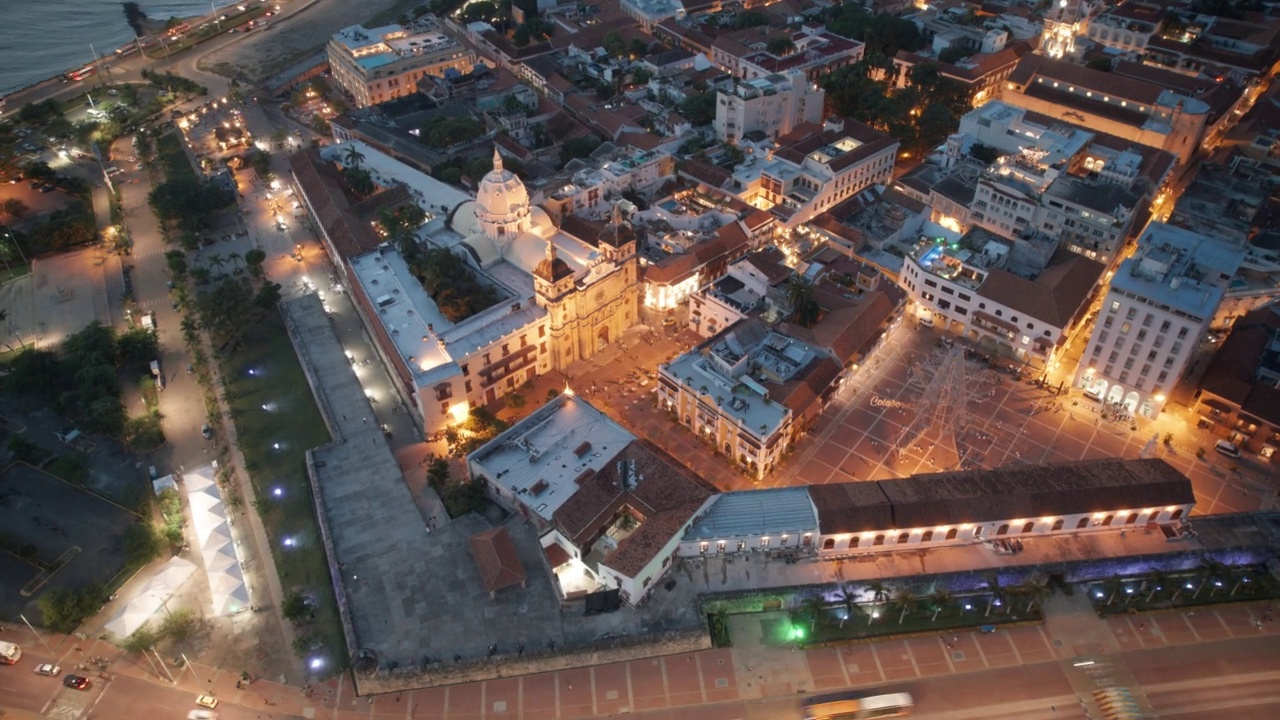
[151,359,165,390]
[0,640,22,664]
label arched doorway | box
[1122,391,1140,414]
[597,325,610,346]
[1106,385,1125,405]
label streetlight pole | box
[3,229,27,267]
[182,652,204,684]
[18,614,52,652]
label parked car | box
[63,675,91,690]
[34,663,61,676]
[201,423,212,439]
[187,710,217,720]
[195,693,219,708]
[1214,440,1242,458]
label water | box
[0,0,246,96]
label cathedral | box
[390,148,643,432]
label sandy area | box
[198,0,422,81]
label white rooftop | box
[323,140,472,217]
[468,394,635,523]
[1110,222,1245,320]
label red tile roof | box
[288,149,384,261]
[976,249,1105,329]
[469,526,527,596]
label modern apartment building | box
[328,18,476,107]
[713,71,824,143]
[1076,222,1246,418]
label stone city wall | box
[352,629,711,695]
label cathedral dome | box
[474,147,529,225]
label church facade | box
[343,146,643,435]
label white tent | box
[184,467,251,616]
[104,556,196,637]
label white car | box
[34,663,61,676]
[187,710,217,720]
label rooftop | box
[683,487,816,541]
[468,394,635,524]
[1110,222,1245,319]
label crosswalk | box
[1064,657,1158,720]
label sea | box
[0,0,245,97]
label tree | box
[164,247,189,276]
[159,608,200,642]
[227,250,243,272]
[122,623,160,654]
[767,37,796,56]
[38,585,105,633]
[560,135,602,166]
[342,144,365,169]
[253,281,282,310]
[3,198,28,219]
[244,247,267,278]
[893,588,917,624]
[915,103,958,152]
[197,277,254,344]
[928,587,953,622]
[834,584,859,626]
[785,276,821,327]
[680,93,716,126]
[460,0,497,22]
[1021,576,1050,613]
[984,574,1002,617]
[282,592,312,624]
[342,166,375,198]
[732,11,768,29]
[123,414,166,451]
[117,327,160,372]
[207,253,226,275]
[866,580,889,604]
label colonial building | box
[327,19,476,108]
[713,71,825,143]
[293,142,642,435]
[1196,302,1280,461]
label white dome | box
[474,148,529,229]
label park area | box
[219,314,342,658]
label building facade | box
[713,71,825,143]
[328,19,476,107]
[1076,223,1245,418]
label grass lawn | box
[221,315,343,663]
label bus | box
[803,691,914,720]
[66,64,97,82]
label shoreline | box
[1,0,240,101]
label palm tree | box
[1144,570,1167,603]
[796,593,826,633]
[1021,577,1050,614]
[227,251,242,272]
[893,588,917,625]
[343,143,365,169]
[1195,556,1228,599]
[1101,577,1125,607]
[984,574,1002,617]
[207,253,226,275]
[343,167,375,198]
[928,587,953,622]
[834,584,859,627]
[866,580,889,605]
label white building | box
[1077,222,1245,418]
[713,71,825,144]
[327,19,476,107]
[735,118,898,227]
[468,394,714,606]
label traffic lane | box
[95,673,303,720]
[0,658,65,713]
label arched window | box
[945,528,958,541]
[1102,514,1115,526]
[996,524,1010,536]
[1124,513,1138,525]
[921,530,934,543]
[1170,508,1184,521]
[849,537,860,549]
[822,538,835,550]
[897,532,910,544]
[1022,521,1035,533]
[873,534,886,546]
[1076,517,1089,529]
[1051,518,1065,531]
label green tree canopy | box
[680,92,716,126]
